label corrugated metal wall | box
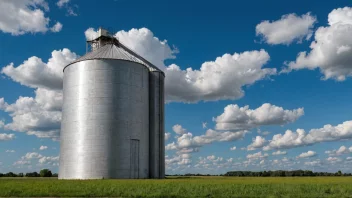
[59,59,150,179]
[149,71,165,179]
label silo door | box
[130,139,139,179]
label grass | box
[0,176,352,197]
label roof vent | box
[87,28,116,52]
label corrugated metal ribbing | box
[59,59,149,179]
[149,71,165,179]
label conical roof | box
[64,40,162,73]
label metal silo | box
[149,71,165,179]
[59,28,164,179]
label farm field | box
[0,176,352,197]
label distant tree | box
[337,170,342,176]
[52,173,58,177]
[18,173,24,177]
[26,172,40,177]
[40,169,52,177]
[5,172,17,177]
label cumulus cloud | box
[304,159,322,166]
[56,0,69,7]
[1,48,78,90]
[214,103,304,131]
[172,124,187,135]
[166,125,246,153]
[325,145,352,156]
[166,154,192,166]
[1,95,61,140]
[165,132,171,141]
[165,50,275,103]
[230,146,237,151]
[5,150,15,153]
[272,150,287,155]
[50,22,63,32]
[263,120,352,150]
[286,7,352,81]
[247,136,267,150]
[24,152,43,159]
[297,151,316,158]
[256,13,316,45]
[0,48,76,140]
[0,0,64,35]
[39,156,59,164]
[56,0,77,16]
[246,151,269,160]
[39,145,48,150]
[0,133,15,141]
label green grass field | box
[1,177,352,197]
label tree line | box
[225,170,351,177]
[167,170,352,177]
[0,169,57,177]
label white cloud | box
[214,103,304,131]
[286,7,352,81]
[56,0,77,16]
[38,156,59,164]
[84,28,99,41]
[325,145,352,156]
[0,0,64,35]
[327,157,341,162]
[0,98,7,109]
[0,120,4,128]
[297,151,316,158]
[202,122,207,129]
[23,152,43,160]
[272,150,287,155]
[172,124,187,135]
[165,50,275,103]
[2,96,61,140]
[56,0,69,7]
[247,151,269,160]
[166,154,192,166]
[230,146,237,151]
[247,136,267,150]
[165,132,171,141]
[165,125,246,153]
[50,22,62,32]
[0,133,15,141]
[13,160,31,165]
[246,151,268,160]
[115,28,178,69]
[39,145,48,150]
[1,49,75,140]
[256,12,316,45]
[305,159,322,166]
[5,150,15,153]
[263,120,352,150]
[1,48,78,90]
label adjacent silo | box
[59,29,164,179]
[149,71,165,179]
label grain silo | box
[59,28,165,179]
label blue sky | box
[0,0,352,174]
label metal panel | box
[149,71,165,179]
[130,139,140,179]
[59,59,149,179]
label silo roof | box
[64,43,162,73]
